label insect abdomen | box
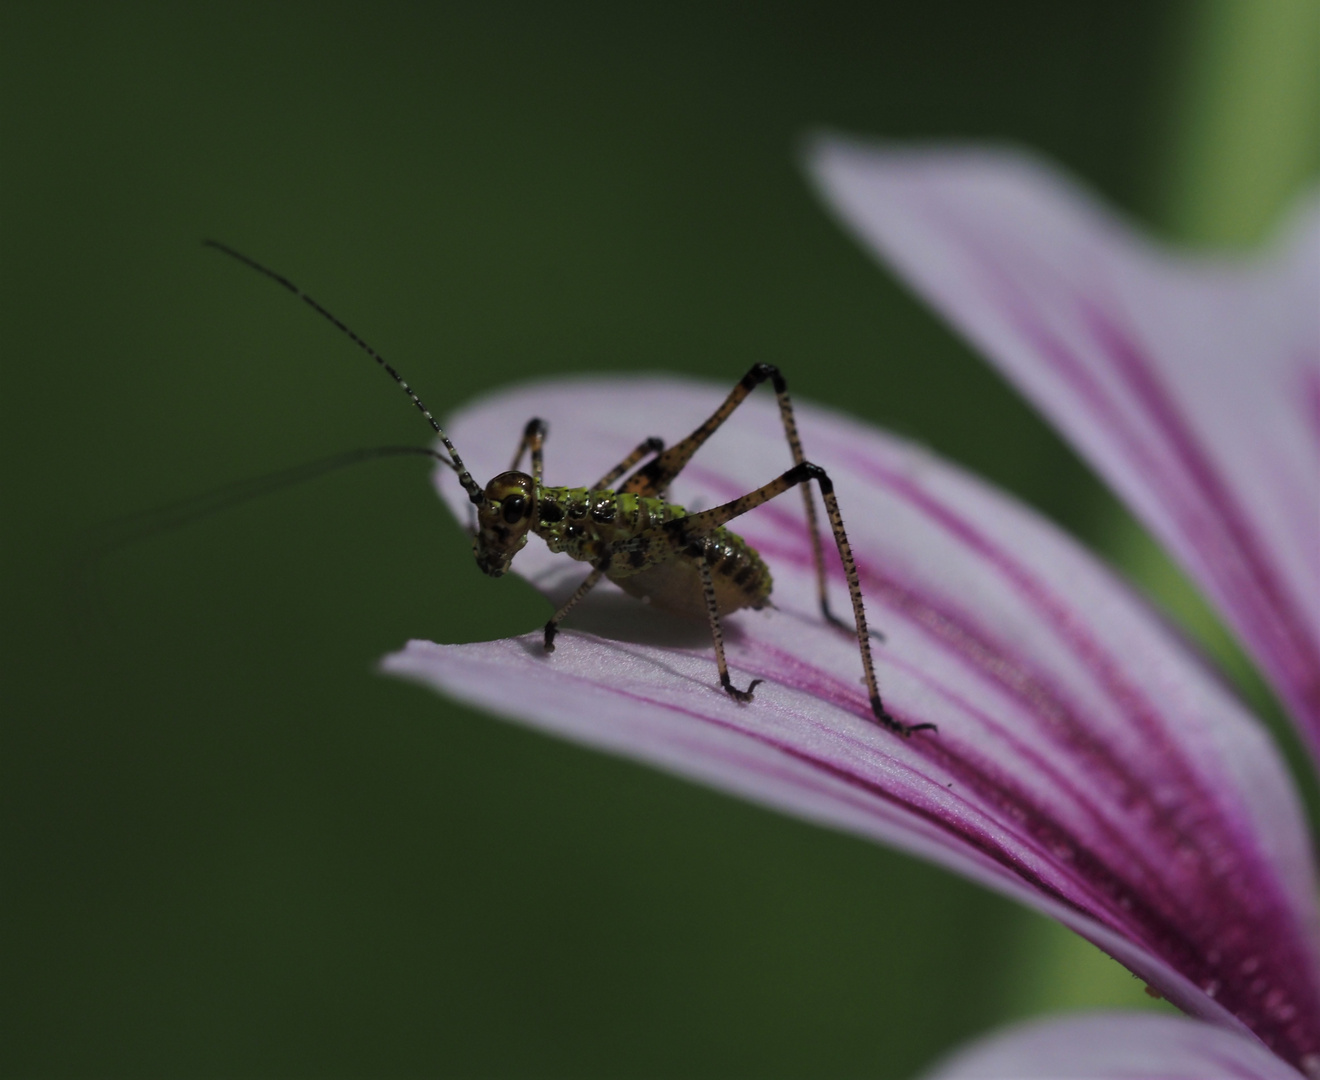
[615,529,771,619]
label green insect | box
[206,241,935,737]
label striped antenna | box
[204,240,486,505]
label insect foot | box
[721,674,764,704]
[871,696,938,738]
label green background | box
[3,3,1307,1076]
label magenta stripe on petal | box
[807,136,1320,765]
[1077,299,1320,733]
[920,1013,1311,1079]
[384,377,1320,1070]
[1304,362,1320,455]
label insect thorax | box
[534,485,671,561]
[534,484,772,618]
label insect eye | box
[502,495,528,523]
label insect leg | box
[592,436,664,491]
[542,567,605,652]
[698,543,763,703]
[621,363,782,497]
[759,374,878,641]
[666,462,934,737]
[509,418,548,483]
[619,364,865,639]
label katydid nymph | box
[205,240,936,737]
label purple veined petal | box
[382,377,1320,1071]
[806,135,1320,767]
[920,1012,1312,1080]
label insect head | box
[472,470,536,577]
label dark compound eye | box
[502,494,528,523]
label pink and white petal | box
[807,136,1320,763]
[921,1013,1312,1080]
[383,378,1320,1070]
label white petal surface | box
[808,136,1320,762]
[921,1013,1310,1080]
[382,377,1320,1069]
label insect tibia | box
[822,601,887,643]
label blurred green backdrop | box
[3,3,1311,1076]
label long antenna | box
[69,445,453,638]
[204,239,485,505]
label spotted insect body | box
[535,486,772,619]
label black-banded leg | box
[748,366,848,636]
[509,418,548,483]
[619,363,875,640]
[621,363,780,497]
[665,462,935,737]
[697,541,763,703]
[593,436,664,491]
[543,567,605,652]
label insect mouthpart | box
[473,470,536,577]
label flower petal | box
[806,135,1320,764]
[921,1013,1311,1080]
[383,377,1320,1069]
